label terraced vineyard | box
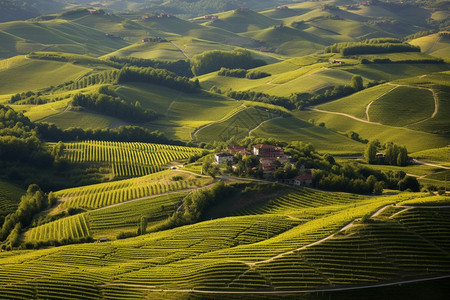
[0,181,24,217]
[24,214,90,243]
[24,193,188,243]
[63,141,204,178]
[195,106,280,141]
[56,170,213,209]
[2,192,449,299]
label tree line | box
[71,88,158,123]
[324,38,420,56]
[108,56,193,77]
[190,48,266,76]
[218,67,271,79]
[0,184,57,250]
[117,66,200,92]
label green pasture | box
[295,110,449,153]
[0,19,129,58]
[251,116,365,154]
[411,146,450,164]
[206,8,278,33]
[195,106,276,142]
[318,84,396,119]
[368,86,435,127]
[0,56,90,95]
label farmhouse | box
[293,174,313,187]
[214,152,234,164]
[252,144,285,159]
[227,145,251,156]
[204,15,219,20]
[330,60,345,65]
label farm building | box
[293,174,313,187]
[227,145,251,156]
[252,144,286,160]
[215,152,234,164]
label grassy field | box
[295,110,449,153]
[112,83,242,141]
[410,32,450,60]
[62,140,204,178]
[368,86,435,127]
[0,56,91,95]
[411,146,450,164]
[195,106,278,142]
[251,116,365,154]
[0,18,129,58]
[318,84,397,120]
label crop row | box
[63,140,203,178]
[57,170,212,209]
[24,214,90,243]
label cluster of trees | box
[117,66,200,92]
[227,90,295,110]
[71,90,158,122]
[162,181,232,228]
[108,56,193,77]
[0,105,52,166]
[218,67,271,79]
[190,49,266,76]
[65,70,119,91]
[324,38,420,55]
[365,141,409,166]
[361,58,444,64]
[291,75,366,109]
[37,123,174,145]
[0,185,56,250]
[314,163,420,194]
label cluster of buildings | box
[141,37,166,43]
[214,144,313,186]
[204,15,219,20]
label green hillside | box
[1,1,450,298]
[0,17,129,58]
[0,56,91,95]
[1,189,449,298]
[410,31,450,60]
[206,8,279,33]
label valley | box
[0,0,449,299]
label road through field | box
[307,107,382,125]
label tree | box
[397,146,408,166]
[351,75,363,91]
[365,140,378,164]
[373,181,384,195]
[398,176,420,192]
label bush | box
[218,67,247,78]
[246,71,271,79]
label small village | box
[214,144,313,187]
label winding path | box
[168,41,189,59]
[248,116,282,137]
[307,107,382,125]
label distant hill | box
[0,0,65,22]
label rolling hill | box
[0,1,449,298]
